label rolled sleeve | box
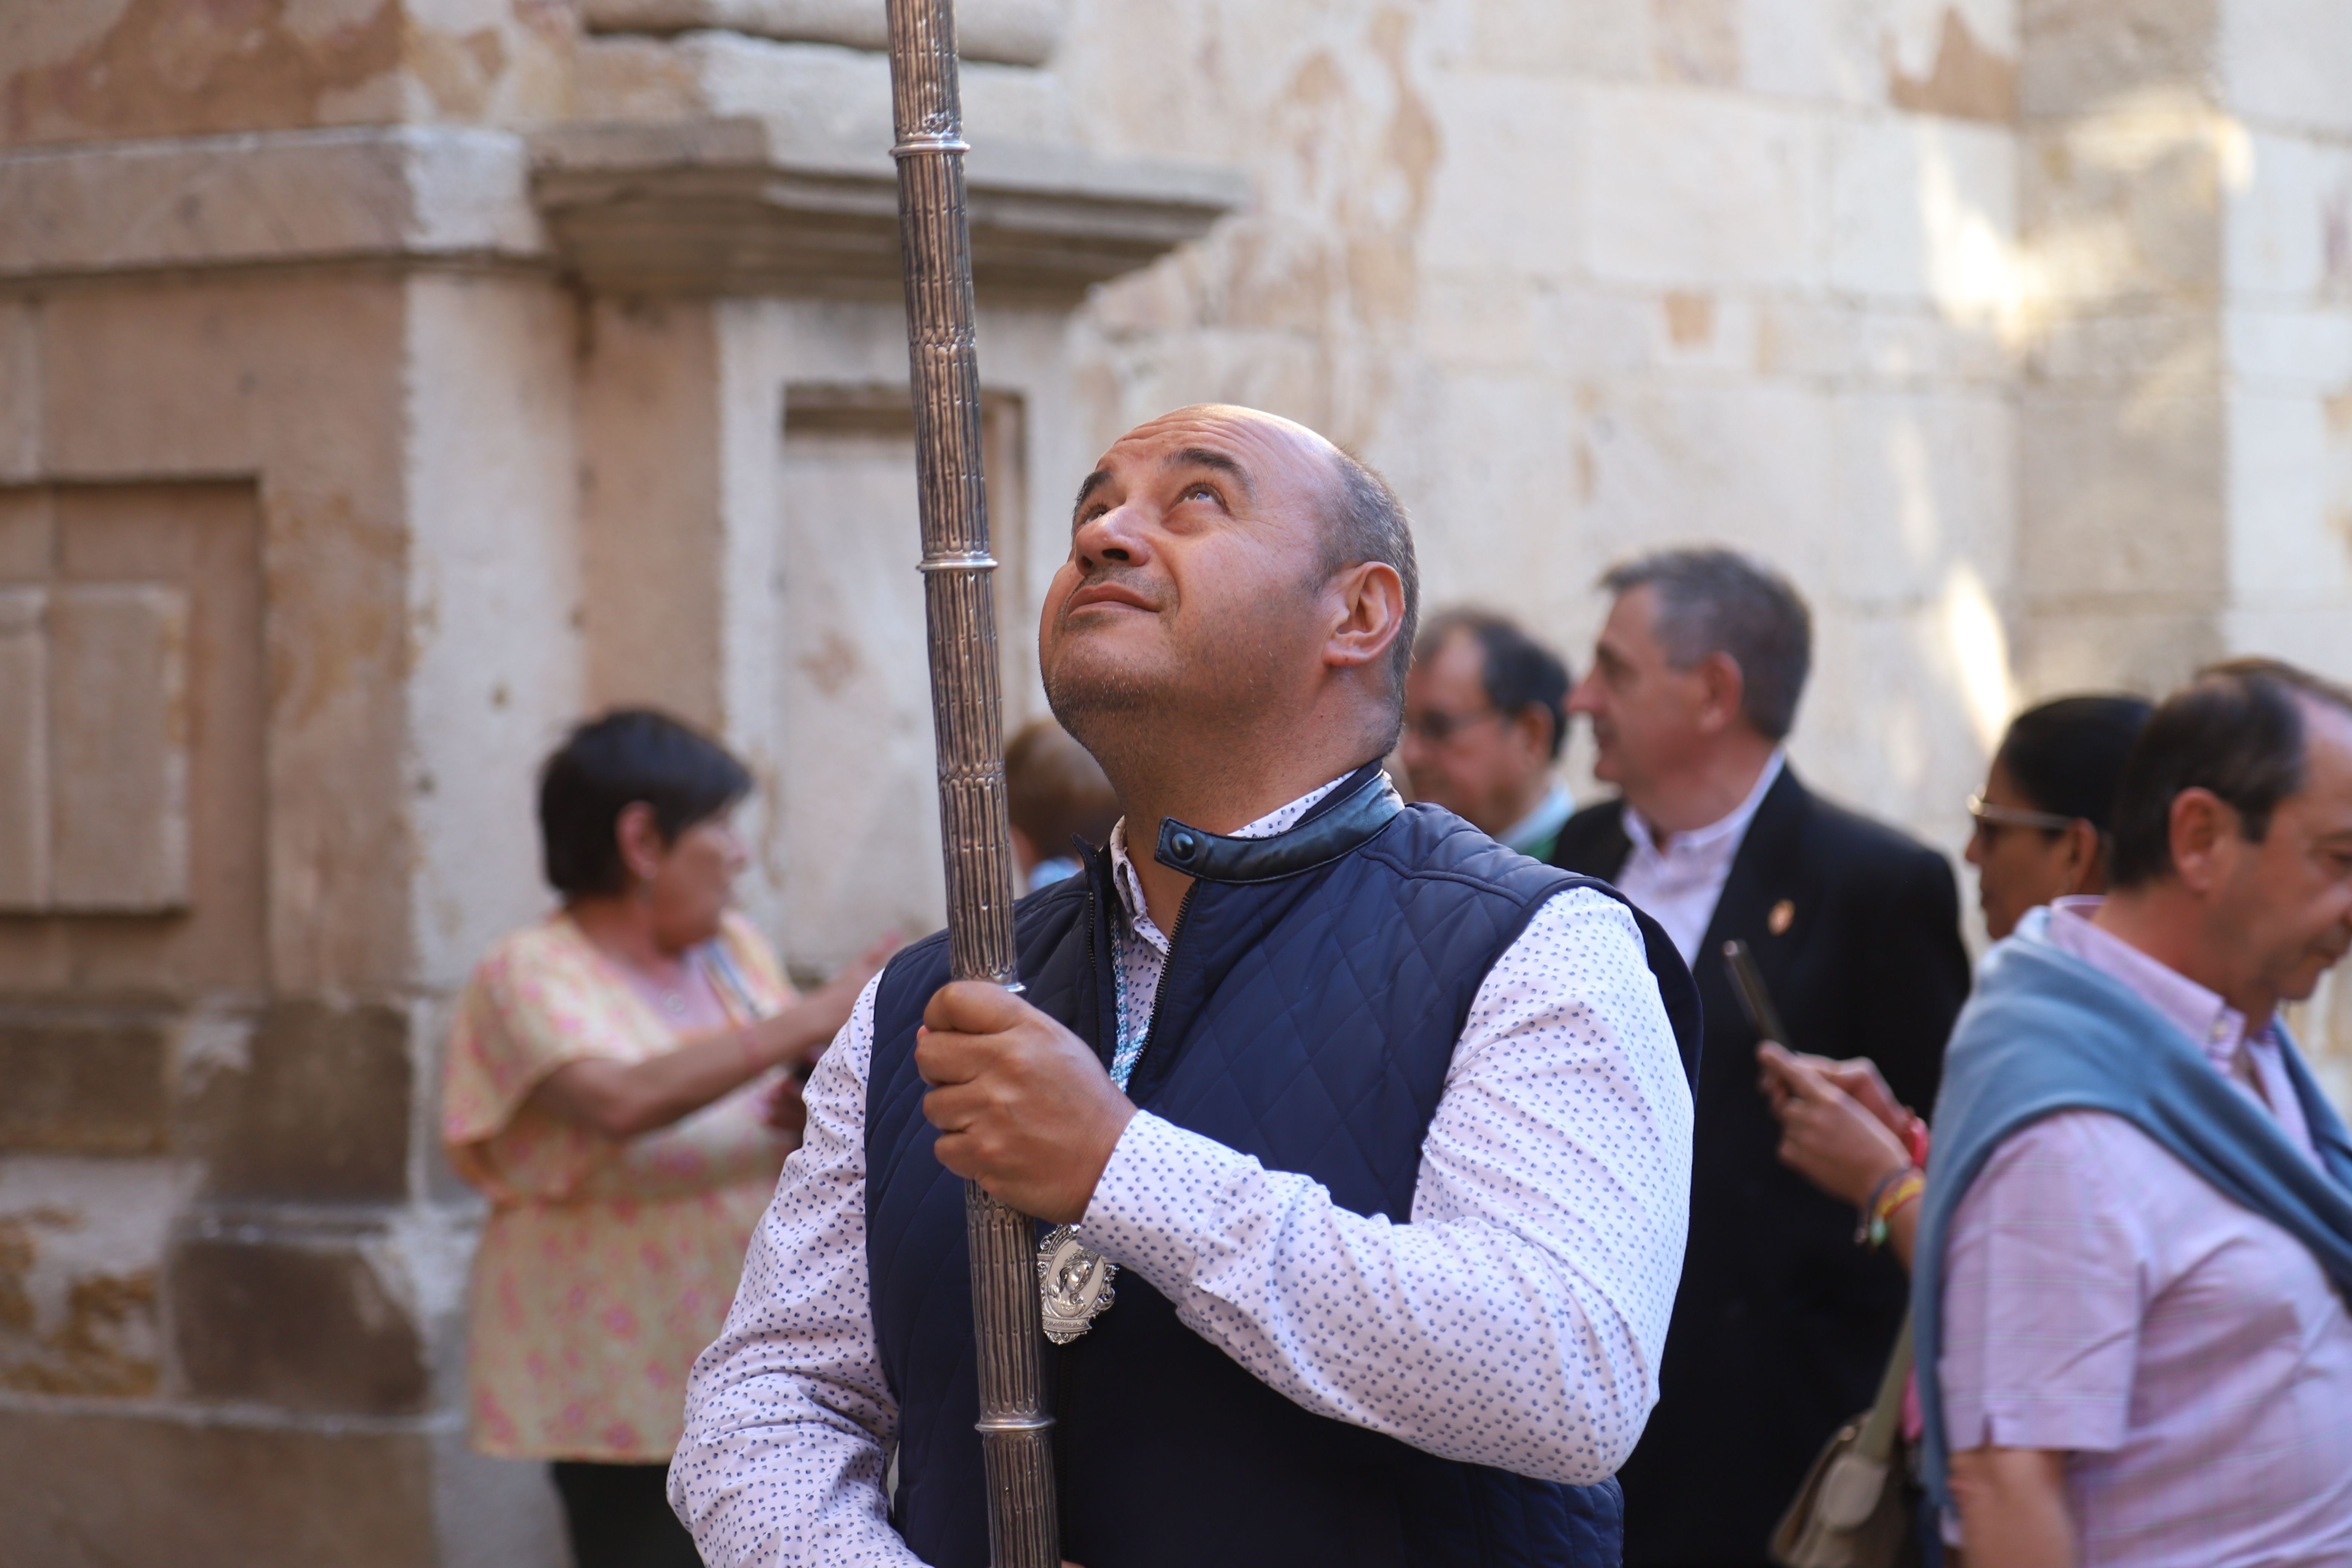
[1938,1110,2144,1456]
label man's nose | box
[1072,501,1148,569]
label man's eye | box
[1182,484,1218,504]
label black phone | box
[1721,939,1792,1047]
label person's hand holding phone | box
[1756,1041,1912,1210]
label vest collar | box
[1153,763,1403,885]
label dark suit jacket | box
[1551,766,1969,1568]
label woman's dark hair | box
[1994,694,2153,835]
[2109,658,2352,889]
[538,709,751,896]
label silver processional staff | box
[882,0,1061,1564]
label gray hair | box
[1600,547,1812,741]
[1321,448,1421,701]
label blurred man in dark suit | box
[1551,547,1970,1568]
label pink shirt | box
[1938,899,2352,1566]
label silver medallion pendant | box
[1036,1225,1118,1344]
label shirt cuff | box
[1074,1110,1252,1282]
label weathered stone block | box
[2018,390,2227,602]
[0,129,541,283]
[0,1010,173,1157]
[0,1406,438,1568]
[1828,390,2017,605]
[1574,381,1836,578]
[1652,0,1741,86]
[0,1155,191,1399]
[0,588,45,910]
[2228,390,2352,606]
[2019,0,2220,116]
[1828,115,2015,315]
[2220,0,2352,137]
[2012,605,2220,695]
[2221,604,2352,683]
[2021,108,2226,309]
[169,1228,429,1415]
[1885,3,2019,122]
[2029,305,2219,386]
[190,1001,412,1203]
[2225,129,2352,301]
[1457,0,1650,78]
[1584,84,1824,288]
[2227,306,2352,392]
[1421,77,1582,274]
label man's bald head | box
[1040,404,1419,776]
[1065,406,1419,690]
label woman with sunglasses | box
[1758,694,2153,1264]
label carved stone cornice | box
[529,116,1242,304]
[0,116,1239,306]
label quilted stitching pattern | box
[864,806,1642,1568]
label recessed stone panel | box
[168,1229,429,1415]
[0,1009,173,1156]
[46,583,190,914]
[0,481,266,994]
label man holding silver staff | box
[671,404,1700,1568]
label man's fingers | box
[921,1079,1018,1136]
[922,978,1034,1034]
[919,1026,1021,1090]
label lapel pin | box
[1767,899,1795,936]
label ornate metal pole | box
[884,3,1060,1566]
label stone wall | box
[0,0,2347,1560]
[1055,0,2352,1043]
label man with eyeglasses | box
[1400,609,1576,859]
[1548,546,1971,1568]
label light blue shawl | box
[1913,908,2352,1510]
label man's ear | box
[2166,787,2240,896]
[1692,651,1747,736]
[1322,560,1406,673]
[1506,703,1554,764]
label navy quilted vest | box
[865,781,1695,1568]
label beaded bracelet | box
[1856,1166,1925,1250]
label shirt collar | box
[1107,773,1355,950]
[1499,780,1575,856]
[2044,896,2259,1066]
[1622,749,1786,859]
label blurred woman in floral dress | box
[443,710,892,1568]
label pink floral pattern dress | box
[442,910,793,1462]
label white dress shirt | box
[671,777,1695,1568]
[1611,751,1785,966]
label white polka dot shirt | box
[671,779,1695,1568]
